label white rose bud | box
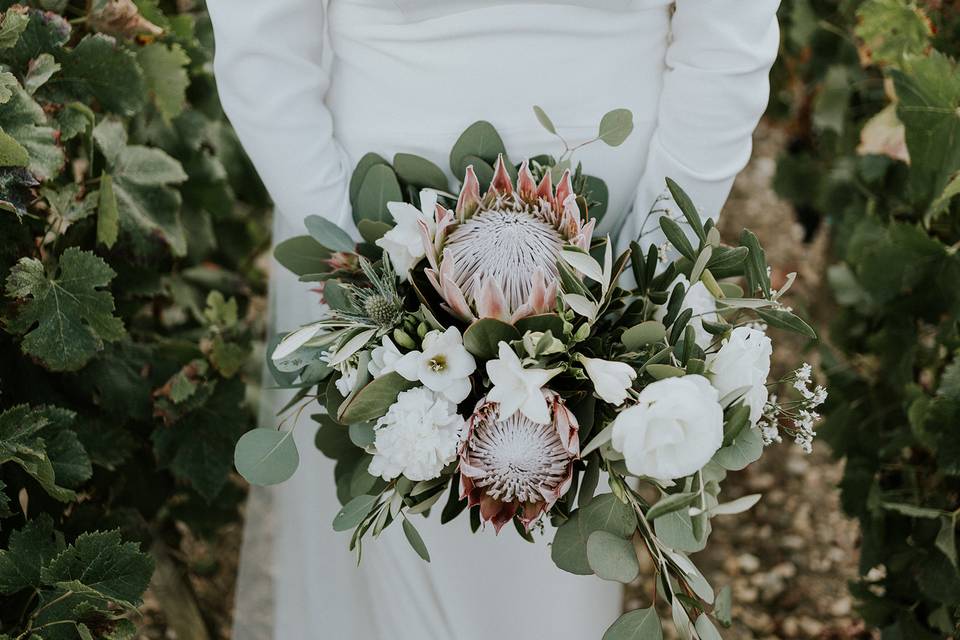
[706,326,772,425]
[611,375,724,480]
[578,355,637,406]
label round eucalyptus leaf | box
[449,121,506,179]
[358,219,392,243]
[348,422,375,448]
[349,152,389,207]
[234,428,299,486]
[598,108,634,147]
[332,494,379,532]
[582,174,609,223]
[304,215,355,253]
[393,153,449,191]
[602,607,663,640]
[337,372,418,424]
[356,164,402,225]
[586,530,640,583]
[712,425,763,471]
[274,236,331,276]
[551,494,637,575]
[463,318,520,360]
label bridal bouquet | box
[235,110,826,638]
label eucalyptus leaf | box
[602,607,662,640]
[233,428,299,486]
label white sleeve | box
[206,0,353,237]
[621,0,780,251]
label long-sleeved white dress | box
[206,1,780,638]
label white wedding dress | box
[206,1,780,638]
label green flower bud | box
[393,328,417,350]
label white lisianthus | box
[611,375,724,480]
[375,189,438,281]
[486,341,562,425]
[706,326,772,425]
[334,361,359,397]
[368,336,403,378]
[368,388,466,481]
[394,327,476,403]
[654,274,718,348]
[578,355,636,406]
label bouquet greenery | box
[235,111,825,638]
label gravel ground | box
[140,123,868,640]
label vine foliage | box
[0,0,269,636]
[774,1,960,635]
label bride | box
[206,1,780,638]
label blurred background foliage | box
[0,0,269,637]
[772,0,960,636]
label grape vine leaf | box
[40,530,152,604]
[137,42,189,122]
[0,84,64,180]
[3,7,70,70]
[46,33,146,115]
[892,52,960,209]
[152,377,251,501]
[0,514,64,594]
[0,8,30,51]
[5,247,125,371]
[92,119,188,256]
[855,0,932,67]
[0,404,76,501]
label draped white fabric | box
[206,1,779,637]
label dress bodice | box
[324,0,673,233]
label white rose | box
[578,355,637,406]
[611,375,724,480]
[375,190,437,281]
[706,326,772,425]
[368,387,465,481]
[653,274,718,348]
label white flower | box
[375,189,437,281]
[611,375,724,480]
[368,388,465,481]
[368,336,403,378]
[334,361,359,397]
[706,326,772,425]
[394,327,476,403]
[654,274,718,348]
[486,341,561,425]
[578,355,636,406]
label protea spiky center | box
[443,199,564,312]
[420,155,595,324]
[465,410,571,503]
[460,392,579,533]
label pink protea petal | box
[425,267,442,295]
[442,275,475,321]
[555,168,574,204]
[573,219,596,251]
[417,219,439,271]
[536,171,553,202]
[476,277,510,322]
[529,269,549,311]
[490,154,513,195]
[482,496,518,534]
[560,193,582,237]
[517,160,537,201]
[457,166,481,220]
[518,502,547,531]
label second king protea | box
[420,156,595,323]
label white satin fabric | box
[206,1,779,638]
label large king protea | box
[419,156,595,323]
[459,391,579,532]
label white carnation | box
[706,326,772,425]
[368,387,465,481]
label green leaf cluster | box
[0,1,270,636]
[774,1,960,634]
